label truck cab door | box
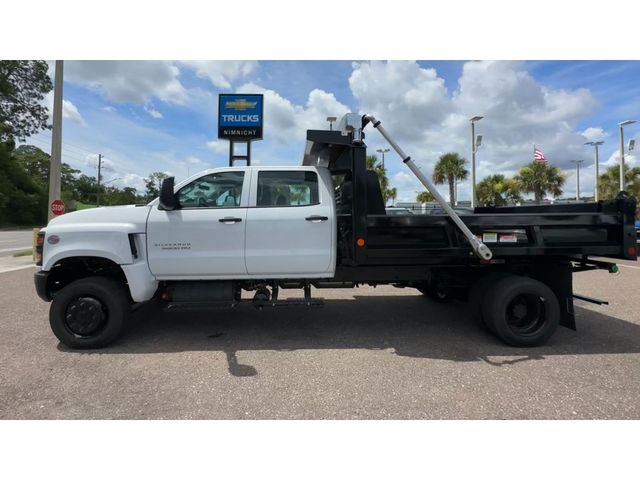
[146,169,250,279]
[245,168,335,277]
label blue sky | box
[25,60,640,202]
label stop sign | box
[50,199,65,216]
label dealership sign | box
[218,94,264,140]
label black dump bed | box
[303,129,638,272]
[364,201,637,266]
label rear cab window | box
[256,171,319,207]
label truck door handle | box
[305,215,328,222]
[219,217,242,224]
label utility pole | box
[376,148,390,170]
[470,116,484,209]
[48,60,63,221]
[96,154,102,207]
[585,141,603,202]
[571,160,584,201]
[619,120,637,192]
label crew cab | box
[34,114,638,350]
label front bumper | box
[34,270,51,302]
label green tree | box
[476,174,522,207]
[366,155,396,204]
[597,164,640,201]
[0,61,53,142]
[416,191,435,203]
[0,142,47,225]
[513,161,565,203]
[144,171,169,200]
[13,145,80,195]
[432,152,468,205]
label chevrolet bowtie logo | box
[225,99,257,111]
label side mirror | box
[159,177,176,210]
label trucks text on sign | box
[218,94,264,141]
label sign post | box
[218,94,264,166]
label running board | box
[164,298,324,311]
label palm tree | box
[598,164,640,201]
[416,191,435,203]
[513,161,565,203]
[432,152,468,205]
[366,154,396,205]
[476,174,522,207]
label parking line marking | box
[618,264,640,270]
[0,264,35,274]
[0,246,30,253]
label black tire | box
[468,272,513,327]
[481,275,560,347]
[49,276,131,349]
[416,283,452,303]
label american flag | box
[533,146,546,163]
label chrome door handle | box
[305,215,328,222]
[219,217,242,223]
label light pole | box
[570,160,584,201]
[585,141,603,202]
[618,120,637,192]
[376,148,390,170]
[326,116,337,131]
[470,116,483,208]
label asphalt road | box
[0,230,33,257]
[1,261,639,419]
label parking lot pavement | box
[1,262,639,420]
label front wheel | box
[482,276,560,347]
[49,277,130,349]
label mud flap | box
[532,261,576,330]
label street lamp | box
[376,148,390,170]
[618,120,637,191]
[570,160,584,201]
[585,141,604,202]
[469,116,484,208]
[326,116,337,131]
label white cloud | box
[120,173,146,191]
[144,105,163,119]
[62,100,86,126]
[349,61,450,142]
[181,61,258,89]
[44,92,87,126]
[186,156,203,165]
[64,61,189,105]
[581,127,608,142]
[206,140,229,154]
[235,82,350,145]
[102,106,115,113]
[349,61,601,201]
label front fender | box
[42,230,135,271]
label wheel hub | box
[506,294,545,334]
[65,296,107,336]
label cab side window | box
[177,171,244,208]
[256,171,319,207]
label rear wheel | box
[49,276,130,349]
[468,272,513,327]
[481,276,560,347]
